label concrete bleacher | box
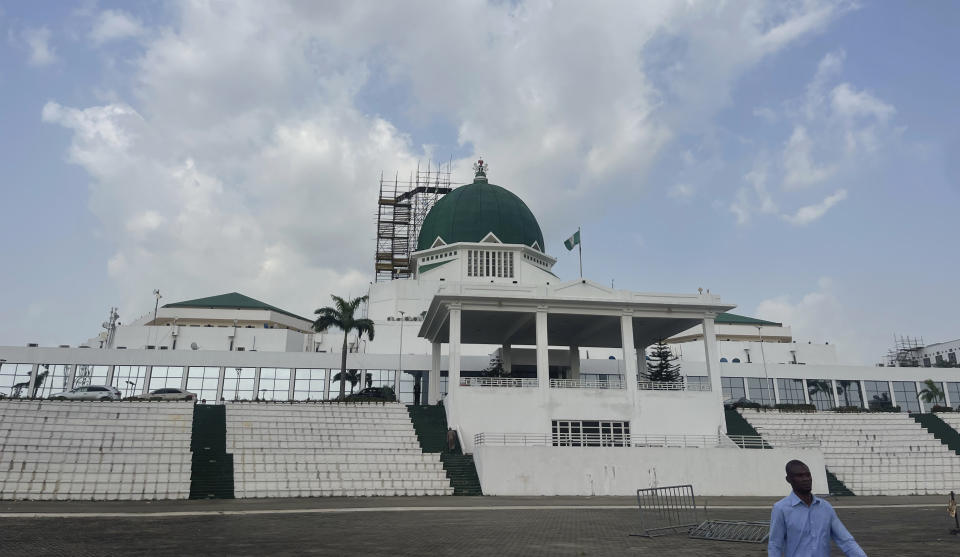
[0,400,193,500]
[226,402,453,497]
[740,409,960,495]
[937,413,960,435]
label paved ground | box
[0,495,958,556]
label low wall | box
[474,445,827,496]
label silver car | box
[144,387,197,401]
[50,385,122,401]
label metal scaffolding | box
[375,161,453,282]
[886,335,924,367]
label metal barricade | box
[631,484,703,537]
[688,520,771,543]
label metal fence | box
[473,432,819,449]
[631,484,703,537]
[637,380,712,392]
[688,520,771,543]
[459,377,538,388]
[549,378,624,389]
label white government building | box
[1,162,959,499]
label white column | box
[569,346,580,380]
[66,364,77,389]
[287,368,296,401]
[394,369,402,396]
[216,366,226,401]
[448,304,462,395]
[772,377,781,404]
[888,381,897,408]
[621,313,638,393]
[180,367,189,391]
[536,307,549,391]
[253,367,262,400]
[28,363,39,398]
[323,369,332,400]
[858,381,868,409]
[916,381,924,413]
[831,379,840,409]
[702,316,725,433]
[142,366,153,395]
[429,342,441,405]
[801,379,811,404]
[945,383,953,409]
[743,378,752,402]
[106,365,115,387]
[502,344,512,375]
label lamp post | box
[234,367,242,401]
[125,380,135,399]
[397,311,405,398]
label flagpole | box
[578,226,582,278]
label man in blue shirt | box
[768,460,867,556]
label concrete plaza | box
[1,495,957,556]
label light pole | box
[397,311,405,397]
[234,367,242,401]
[125,380,135,399]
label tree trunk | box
[339,334,348,399]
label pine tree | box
[482,354,508,377]
[645,339,681,382]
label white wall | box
[474,446,828,496]
[110,325,310,353]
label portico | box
[418,279,735,452]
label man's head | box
[785,460,812,495]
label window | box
[72,365,109,388]
[747,377,775,406]
[113,366,148,398]
[0,363,34,399]
[732,358,741,363]
[807,379,835,410]
[293,368,326,400]
[835,380,863,408]
[467,249,515,278]
[947,382,960,410]
[720,357,728,363]
[864,381,892,410]
[258,368,291,401]
[777,378,805,404]
[552,420,630,447]
[34,364,71,399]
[893,381,920,412]
[919,381,945,411]
[721,377,745,401]
[686,376,709,390]
[186,367,220,402]
[223,367,256,401]
[149,366,184,391]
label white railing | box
[635,380,712,392]
[549,378,625,389]
[473,432,820,449]
[459,377,539,388]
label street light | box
[234,367,242,401]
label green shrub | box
[836,406,862,413]
[931,405,954,413]
[774,403,816,412]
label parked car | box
[49,385,122,401]
[143,387,197,401]
[352,386,397,401]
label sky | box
[0,1,957,364]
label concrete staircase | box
[913,413,960,456]
[408,404,482,496]
[189,404,234,499]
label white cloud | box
[781,188,847,225]
[783,126,837,189]
[753,106,778,123]
[40,1,853,320]
[23,26,56,66]
[90,10,145,45]
[668,183,694,200]
[730,165,777,225]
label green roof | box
[163,292,310,322]
[416,175,544,252]
[418,260,454,274]
[716,312,781,327]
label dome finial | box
[472,158,488,181]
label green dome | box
[416,175,544,252]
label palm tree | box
[918,379,946,411]
[313,295,375,400]
[332,369,362,395]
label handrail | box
[473,432,820,449]
[459,377,538,388]
[549,378,624,389]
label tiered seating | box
[226,403,452,497]
[740,409,960,495]
[938,413,960,434]
[0,400,193,500]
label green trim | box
[716,312,781,327]
[418,260,454,274]
[164,292,310,322]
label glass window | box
[34,364,72,399]
[721,377,745,401]
[0,363,34,399]
[835,380,863,408]
[149,366,184,391]
[777,378,805,404]
[686,376,710,390]
[258,368,291,401]
[293,368,326,400]
[807,379,835,410]
[72,365,109,388]
[552,420,630,447]
[864,381,892,410]
[918,381,945,411]
[746,377,775,406]
[223,367,256,401]
[947,382,960,410]
[113,365,149,398]
[186,367,220,403]
[893,381,920,412]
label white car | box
[50,385,122,401]
[144,387,197,401]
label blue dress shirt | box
[768,492,867,557]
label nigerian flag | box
[564,229,581,251]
